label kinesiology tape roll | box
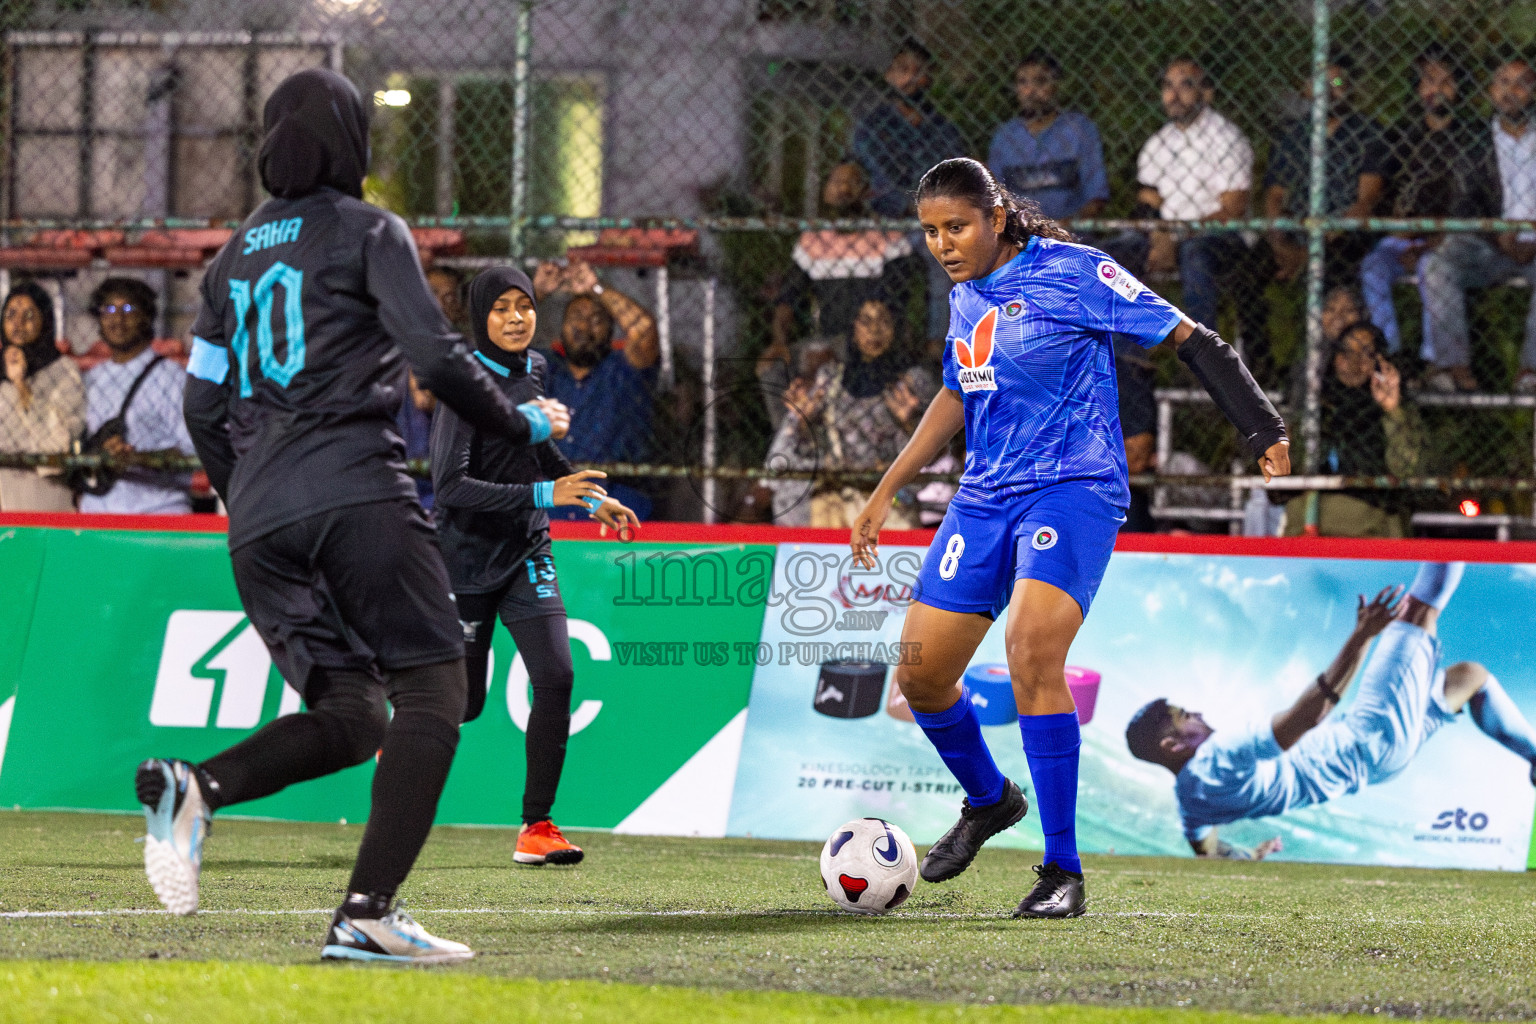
[813,659,888,719]
[962,664,1018,726]
[1176,324,1288,459]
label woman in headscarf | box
[0,281,83,511]
[432,266,638,869]
[1283,321,1423,536]
[766,295,935,528]
[138,68,570,964]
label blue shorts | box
[914,481,1125,619]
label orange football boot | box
[514,820,585,865]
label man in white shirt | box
[1421,58,1536,395]
[1135,58,1272,379]
[79,278,196,514]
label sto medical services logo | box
[955,307,999,393]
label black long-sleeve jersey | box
[185,189,532,548]
[431,349,575,594]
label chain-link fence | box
[2,0,1536,535]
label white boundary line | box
[0,906,1425,924]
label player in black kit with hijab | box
[433,267,639,867]
[132,69,570,964]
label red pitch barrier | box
[4,512,1533,564]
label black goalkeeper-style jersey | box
[432,349,576,594]
[188,190,533,548]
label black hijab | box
[842,347,903,399]
[1321,329,1390,477]
[2,281,60,378]
[467,266,538,375]
[258,69,370,200]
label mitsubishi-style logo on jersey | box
[955,307,998,393]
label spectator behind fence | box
[766,161,919,375]
[1361,44,1498,367]
[1422,57,1536,395]
[0,282,83,511]
[393,266,464,512]
[540,259,658,519]
[1284,322,1423,538]
[987,49,1148,275]
[988,49,1109,222]
[1137,58,1274,381]
[1264,55,1387,288]
[1285,285,1370,409]
[766,296,935,529]
[426,265,467,331]
[852,38,966,218]
[759,340,827,528]
[397,371,436,512]
[78,278,196,515]
[851,37,967,343]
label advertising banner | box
[0,525,47,772]
[0,527,771,833]
[728,544,1536,871]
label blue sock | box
[1408,562,1463,611]
[1470,674,1536,763]
[911,690,1006,808]
[1019,712,1082,875]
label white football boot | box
[321,904,475,964]
[135,758,212,916]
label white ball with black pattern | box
[818,817,918,915]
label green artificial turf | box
[0,963,1477,1024]
[2,811,1534,1021]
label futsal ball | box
[819,817,919,915]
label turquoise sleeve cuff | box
[187,336,230,384]
[516,402,552,444]
[533,481,555,508]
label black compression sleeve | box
[183,377,237,501]
[1176,324,1289,459]
[427,403,539,513]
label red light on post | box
[1459,498,1481,518]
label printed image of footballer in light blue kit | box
[1126,563,1536,859]
[850,157,1290,919]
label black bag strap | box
[114,354,165,423]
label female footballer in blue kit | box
[851,158,1291,917]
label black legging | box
[199,659,467,899]
[457,592,575,825]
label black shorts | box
[455,542,567,629]
[231,499,464,697]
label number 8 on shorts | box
[938,533,965,580]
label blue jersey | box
[942,236,1183,507]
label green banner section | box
[0,527,771,830]
[0,526,47,705]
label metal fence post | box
[1300,0,1332,530]
[509,0,533,258]
[702,277,718,524]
